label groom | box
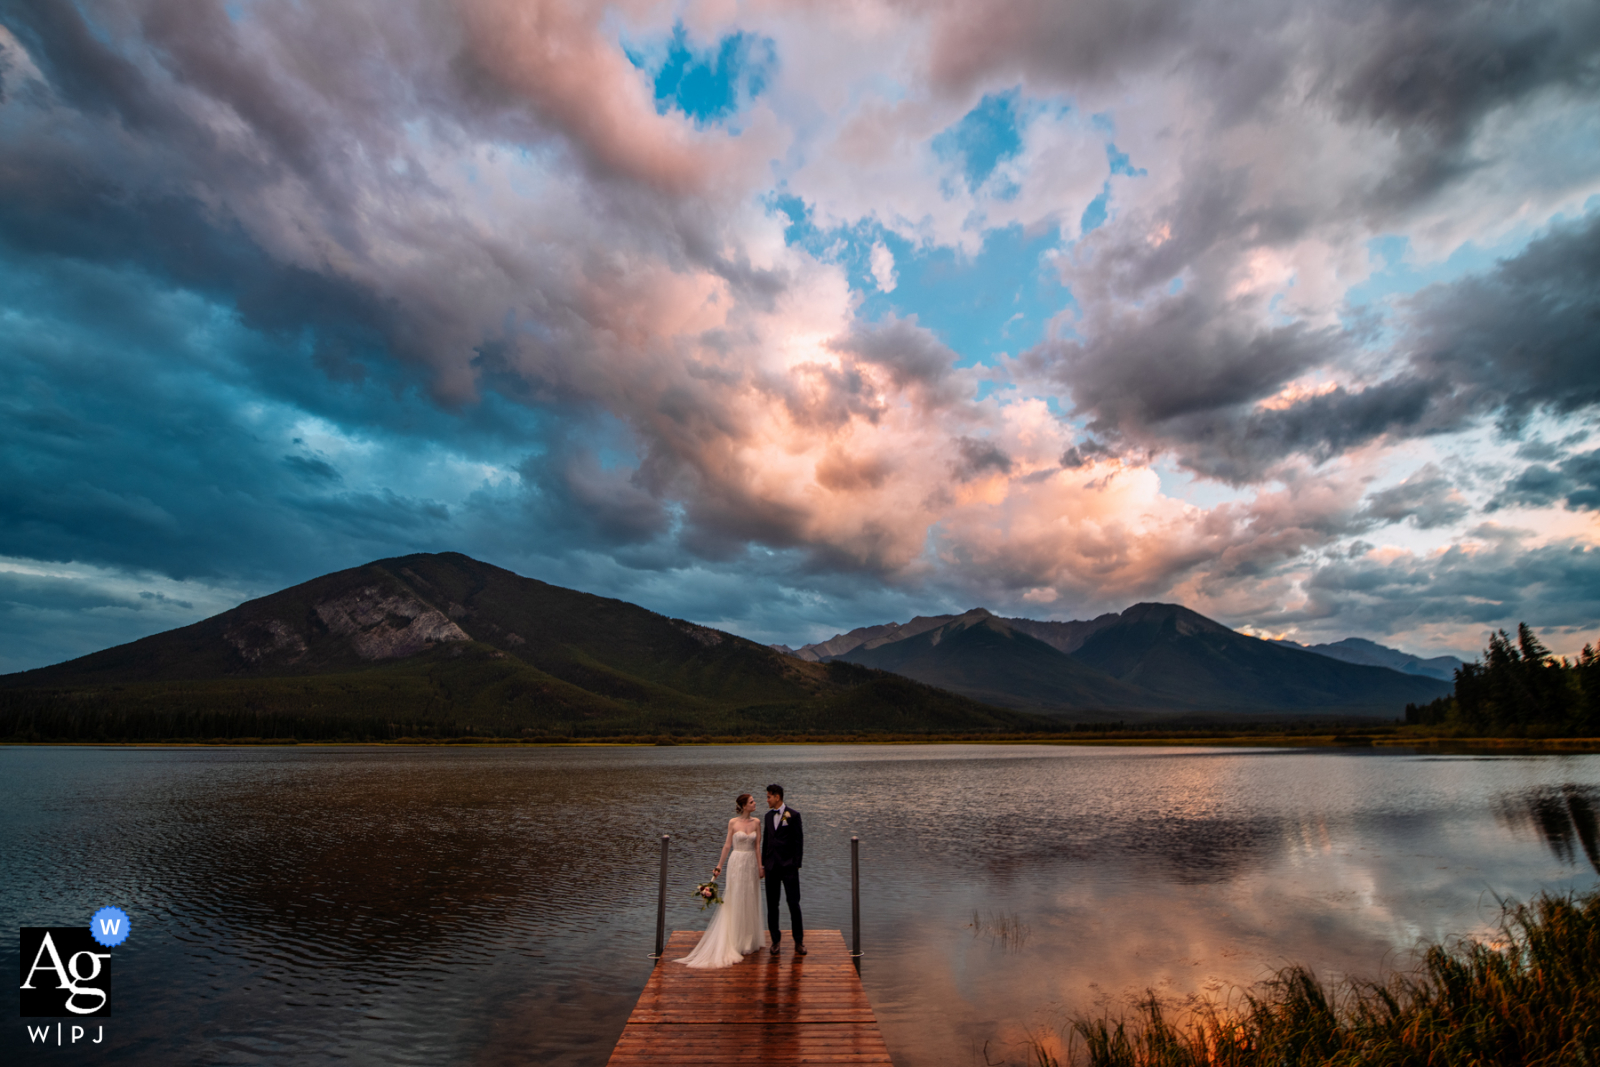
[761,784,804,955]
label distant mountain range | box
[0,553,1041,740]
[1,554,1458,742]
[776,604,1453,718]
[1275,637,1463,682]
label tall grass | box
[1038,890,1600,1066]
[972,909,1032,952]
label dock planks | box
[606,929,893,1066]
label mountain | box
[999,613,1122,654]
[790,602,1454,717]
[828,609,1150,715]
[1069,604,1454,714]
[785,610,1125,662]
[783,614,961,661]
[0,553,1046,740]
[1287,637,1464,682]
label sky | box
[2,0,1599,673]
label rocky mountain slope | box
[1,553,1045,739]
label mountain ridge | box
[1276,637,1464,682]
[787,607,1458,680]
[1,553,1045,739]
[785,602,1453,716]
[829,610,1152,716]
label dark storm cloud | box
[825,315,968,413]
[1490,448,1600,512]
[1356,463,1468,529]
[1325,0,1600,206]
[513,435,671,548]
[983,0,1600,481]
[0,0,774,395]
[930,0,1600,192]
[1,0,166,127]
[1405,211,1600,423]
[1044,294,1343,428]
[284,454,343,483]
[0,1,765,579]
[1035,209,1600,481]
[0,254,469,585]
[1280,532,1600,642]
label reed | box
[971,909,1031,952]
[1035,889,1600,1066]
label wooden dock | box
[606,929,893,1065]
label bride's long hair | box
[735,793,753,813]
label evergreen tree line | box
[1406,623,1600,736]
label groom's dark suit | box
[762,806,804,947]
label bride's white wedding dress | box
[675,830,762,968]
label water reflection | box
[1,745,1597,1067]
[1497,785,1600,874]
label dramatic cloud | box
[1491,449,1600,513]
[1,0,1598,668]
[1357,464,1469,530]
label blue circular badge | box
[90,906,130,948]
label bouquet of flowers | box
[692,880,723,910]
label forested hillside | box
[1406,624,1600,736]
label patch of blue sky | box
[867,224,1074,364]
[1080,141,1147,235]
[624,22,776,126]
[1076,142,1146,237]
[771,191,818,247]
[1106,142,1145,178]
[1080,186,1110,234]
[771,190,1073,364]
[932,89,1023,192]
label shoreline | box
[5,733,1600,752]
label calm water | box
[3,744,1598,1065]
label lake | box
[3,744,1598,1065]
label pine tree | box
[1434,624,1595,737]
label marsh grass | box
[1034,890,1600,1066]
[972,909,1031,952]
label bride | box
[675,792,763,968]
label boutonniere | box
[781,811,791,824]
